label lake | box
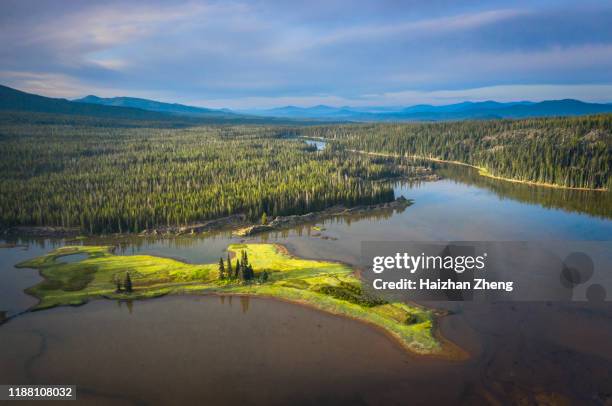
[1,161,611,405]
[304,138,327,151]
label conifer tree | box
[218,257,225,280]
[124,272,133,293]
[245,264,254,280]
[239,262,245,280]
[235,259,241,279]
[242,250,249,267]
[227,253,233,279]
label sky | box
[0,0,611,109]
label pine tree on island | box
[218,257,225,280]
[115,277,122,293]
[241,250,249,267]
[226,253,233,279]
[239,261,246,280]
[235,259,241,279]
[124,272,133,293]
[237,251,255,281]
[245,264,254,280]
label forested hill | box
[294,114,612,191]
[0,84,178,121]
[0,85,291,125]
[73,95,243,118]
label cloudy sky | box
[1,0,611,108]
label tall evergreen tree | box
[245,264,254,281]
[218,257,225,280]
[227,253,233,279]
[124,272,133,293]
[242,250,249,267]
[235,259,241,279]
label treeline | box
[293,114,612,190]
[0,123,408,233]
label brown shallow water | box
[0,296,472,405]
[2,296,611,405]
[1,163,612,405]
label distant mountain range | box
[0,85,268,124]
[0,84,176,121]
[74,95,242,118]
[244,99,612,121]
[1,84,612,123]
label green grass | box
[16,243,442,355]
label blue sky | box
[1,0,611,108]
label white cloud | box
[0,70,167,100]
[266,8,527,57]
[318,9,527,46]
[87,58,129,71]
[0,2,210,70]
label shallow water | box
[0,296,474,405]
[1,163,611,405]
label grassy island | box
[16,243,455,357]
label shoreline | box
[348,149,609,192]
[233,196,412,237]
[208,290,468,361]
[0,196,414,239]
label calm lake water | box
[303,138,327,151]
[1,162,611,405]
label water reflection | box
[303,139,326,151]
[117,300,134,314]
[433,162,612,220]
[240,296,250,314]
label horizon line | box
[3,82,612,111]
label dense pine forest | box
[0,121,422,234]
[295,114,612,190]
[1,113,610,234]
